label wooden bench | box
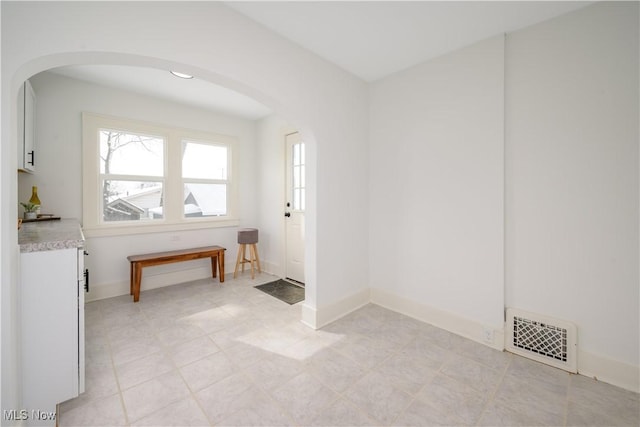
[127,245,226,302]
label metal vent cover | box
[506,308,577,373]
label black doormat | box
[254,279,305,305]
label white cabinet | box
[17,79,36,172]
[20,247,85,426]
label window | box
[182,141,229,218]
[100,130,165,222]
[291,141,305,211]
[83,113,238,236]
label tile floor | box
[59,273,640,426]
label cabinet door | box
[23,80,36,171]
[77,249,86,394]
[17,82,25,168]
[21,248,78,417]
[18,80,36,172]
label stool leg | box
[242,244,247,273]
[234,244,244,278]
[249,244,256,279]
[252,244,262,273]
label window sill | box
[82,218,240,238]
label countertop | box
[19,218,85,253]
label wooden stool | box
[234,228,261,279]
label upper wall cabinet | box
[17,79,36,172]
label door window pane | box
[291,142,305,211]
[293,143,300,165]
[293,189,300,212]
[293,165,301,188]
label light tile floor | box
[60,273,640,426]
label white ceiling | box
[48,1,592,119]
[228,1,592,82]
[49,65,274,120]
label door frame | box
[284,131,305,284]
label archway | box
[4,57,320,400]
[11,50,317,306]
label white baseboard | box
[259,261,283,279]
[301,287,370,330]
[578,349,640,393]
[86,280,129,302]
[86,264,231,302]
[300,303,318,329]
[365,288,640,393]
[370,287,505,351]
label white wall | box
[18,71,261,300]
[369,35,506,345]
[505,2,639,389]
[2,1,369,411]
[370,1,639,391]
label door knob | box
[284,212,291,217]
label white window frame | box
[82,113,239,237]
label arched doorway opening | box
[6,52,318,332]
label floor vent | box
[506,308,577,373]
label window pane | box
[183,141,227,180]
[293,143,300,166]
[183,183,227,217]
[100,130,163,176]
[293,165,301,189]
[293,188,300,211]
[102,180,163,222]
[291,141,305,212]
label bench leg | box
[219,250,225,283]
[133,262,142,302]
[211,255,218,279]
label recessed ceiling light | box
[170,71,193,79]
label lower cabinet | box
[20,247,85,426]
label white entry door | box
[285,132,305,284]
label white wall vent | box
[505,308,577,373]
